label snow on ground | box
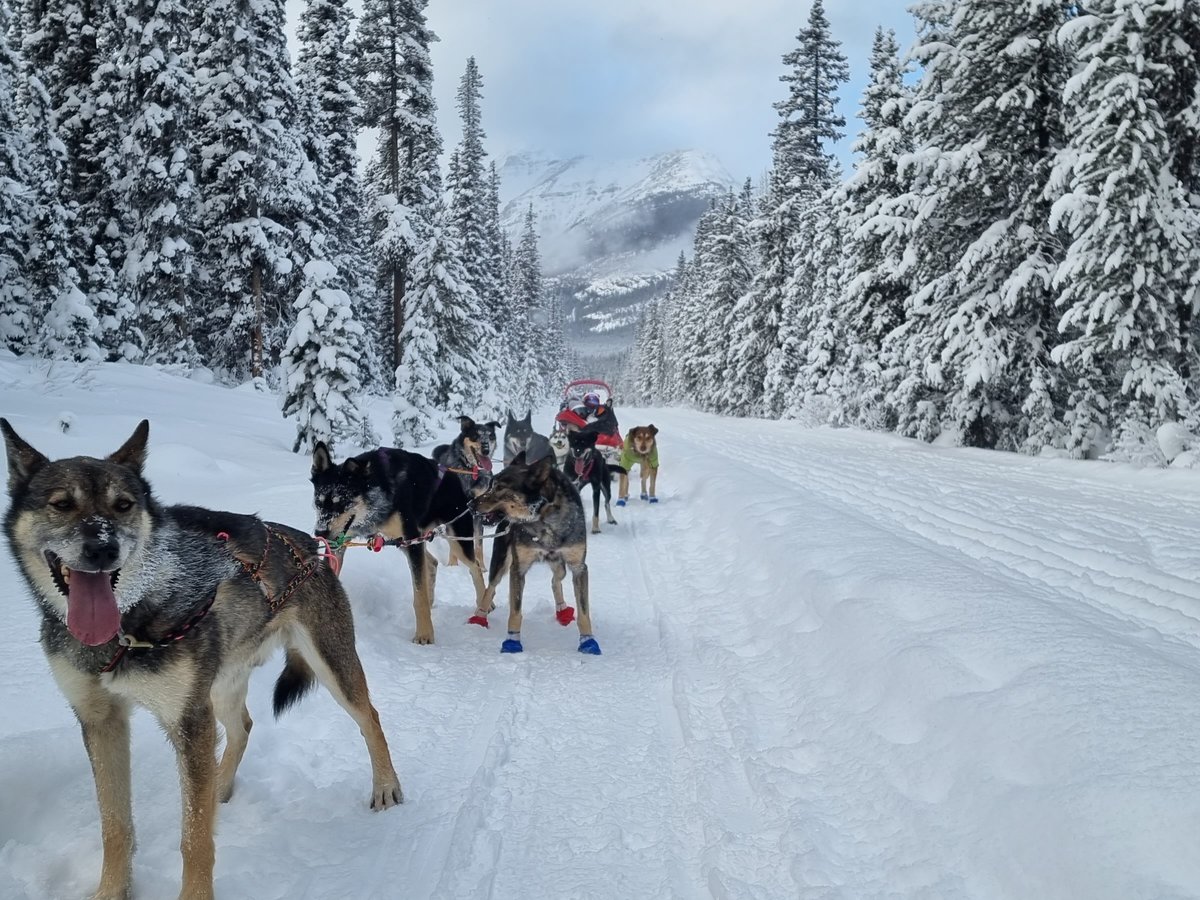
[2,355,1200,899]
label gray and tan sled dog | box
[471,451,601,655]
[502,410,555,465]
[1,419,402,900]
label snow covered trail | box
[2,360,1200,899]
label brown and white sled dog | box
[471,452,601,655]
[617,425,660,506]
[1,419,402,900]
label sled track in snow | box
[679,418,1200,656]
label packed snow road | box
[1,363,1199,898]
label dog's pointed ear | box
[108,419,150,473]
[649,424,658,435]
[486,420,501,430]
[506,411,516,426]
[531,454,556,481]
[458,415,476,433]
[1,418,49,492]
[312,441,333,476]
[523,410,532,424]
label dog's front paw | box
[91,887,132,900]
[591,526,601,534]
[501,635,523,653]
[578,636,602,655]
[615,497,627,507]
[412,631,435,645]
[648,496,659,504]
[370,778,404,810]
[640,492,649,501]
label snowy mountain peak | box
[498,149,738,354]
[498,149,736,273]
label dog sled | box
[551,378,623,466]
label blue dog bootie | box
[616,498,627,507]
[501,632,524,653]
[640,492,649,501]
[578,635,602,655]
[649,496,659,504]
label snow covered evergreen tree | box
[916,0,1070,450]
[355,0,441,374]
[298,0,379,389]
[82,1,138,360]
[878,0,963,443]
[392,204,482,444]
[0,0,35,353]
[834,27,912,430]
[19,0,96,361]
[509,204,550,405]
[1050,0,1198,457]
[193,0,305,378]
[702,193,754,413]
[447,58,502,392]
[116,0,198,366]
[282,257,377,454]
[672,206,719,405]
[759,0,849,416]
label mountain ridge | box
[498,149,738,354]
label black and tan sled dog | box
[311,442,493,642]
[1,419,402,900]
[432,415,499,569]
[564,429,625,534]
[471,452,601,655]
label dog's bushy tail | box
[609,465,627,478]
[273,649,317,718]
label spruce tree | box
[446,57,507,410]
[703,193,753,413]
[20,0,95,361]
[282,257,377,454]
[355,0,441,374]
[193,0,305,379]
[298,0,379,389]
[392,204,480,444]
[117,0,198,365]
[1050,0,1197,457]
[0,0,35,354]
[83,0,138,360]
[835,27,911,430]
[760,0,849,416]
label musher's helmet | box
[583,392,601,410]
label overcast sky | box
[422,1,917,180]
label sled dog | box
[617,425,660,505]
[471,452,600,654]
[564,429,624,534]
[502,410,555,465]
[1,418,402,900]
[433,415,500,567]
[311,442,492,641]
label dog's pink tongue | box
[66,571,121,646]
[479,456,493,473]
